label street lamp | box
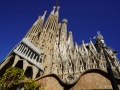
[93,31,119,90]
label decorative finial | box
[69,31,72,33]
[97,31,101,35]
[62,19,68,24]
[55,6,60,17]
[51,6,56,14]
[53,6,56,10]
[41,10,47,20]
[96,31,104,40]
[75,42,77,45]
[82,40,84,43]
[44,10,47,15]
[57,6,60,11]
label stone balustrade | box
[13,39,44,71]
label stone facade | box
[36,72,112,90]
[38,76,63,90]
[0,5,120,89]
[71,71,112,90]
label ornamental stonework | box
[0,6,120,90]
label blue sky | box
[0,0,120,62]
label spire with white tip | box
[33,16,42,26]
[51,6,56,15]
[41,10,47,21]
[89,38,97,52]
[82,40,88,55]
[55,6,60,17]
[75,42,78,51]
[67,31,74,47]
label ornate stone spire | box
[89,38,97,52]
[82,40,88,55]
[75,42,78,51]
[55,6,60,17]
[67,31,74,47]
[51,6,56,15]
[59,19,68,45]
[41,10,47,20]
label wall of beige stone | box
[38,76,63,90]
[38,72,120,90]
[70,72,112,90]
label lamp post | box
[94,32,119,90]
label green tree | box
[0,67,44,90]
[0,66,25,90]
[24,78,42,90]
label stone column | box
[12,55,20,67]
[23,60,28,73]
[32,66,39,79]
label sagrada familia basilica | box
[0,5,120,90]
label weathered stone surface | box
[37,72,120,90]
[38,76,63,90]
[70,72,112,90]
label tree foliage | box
[24,78,45,90]
[0,66,44,90]
[0,66,24,90]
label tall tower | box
[0,6,60,78]
[25,11,46,46]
